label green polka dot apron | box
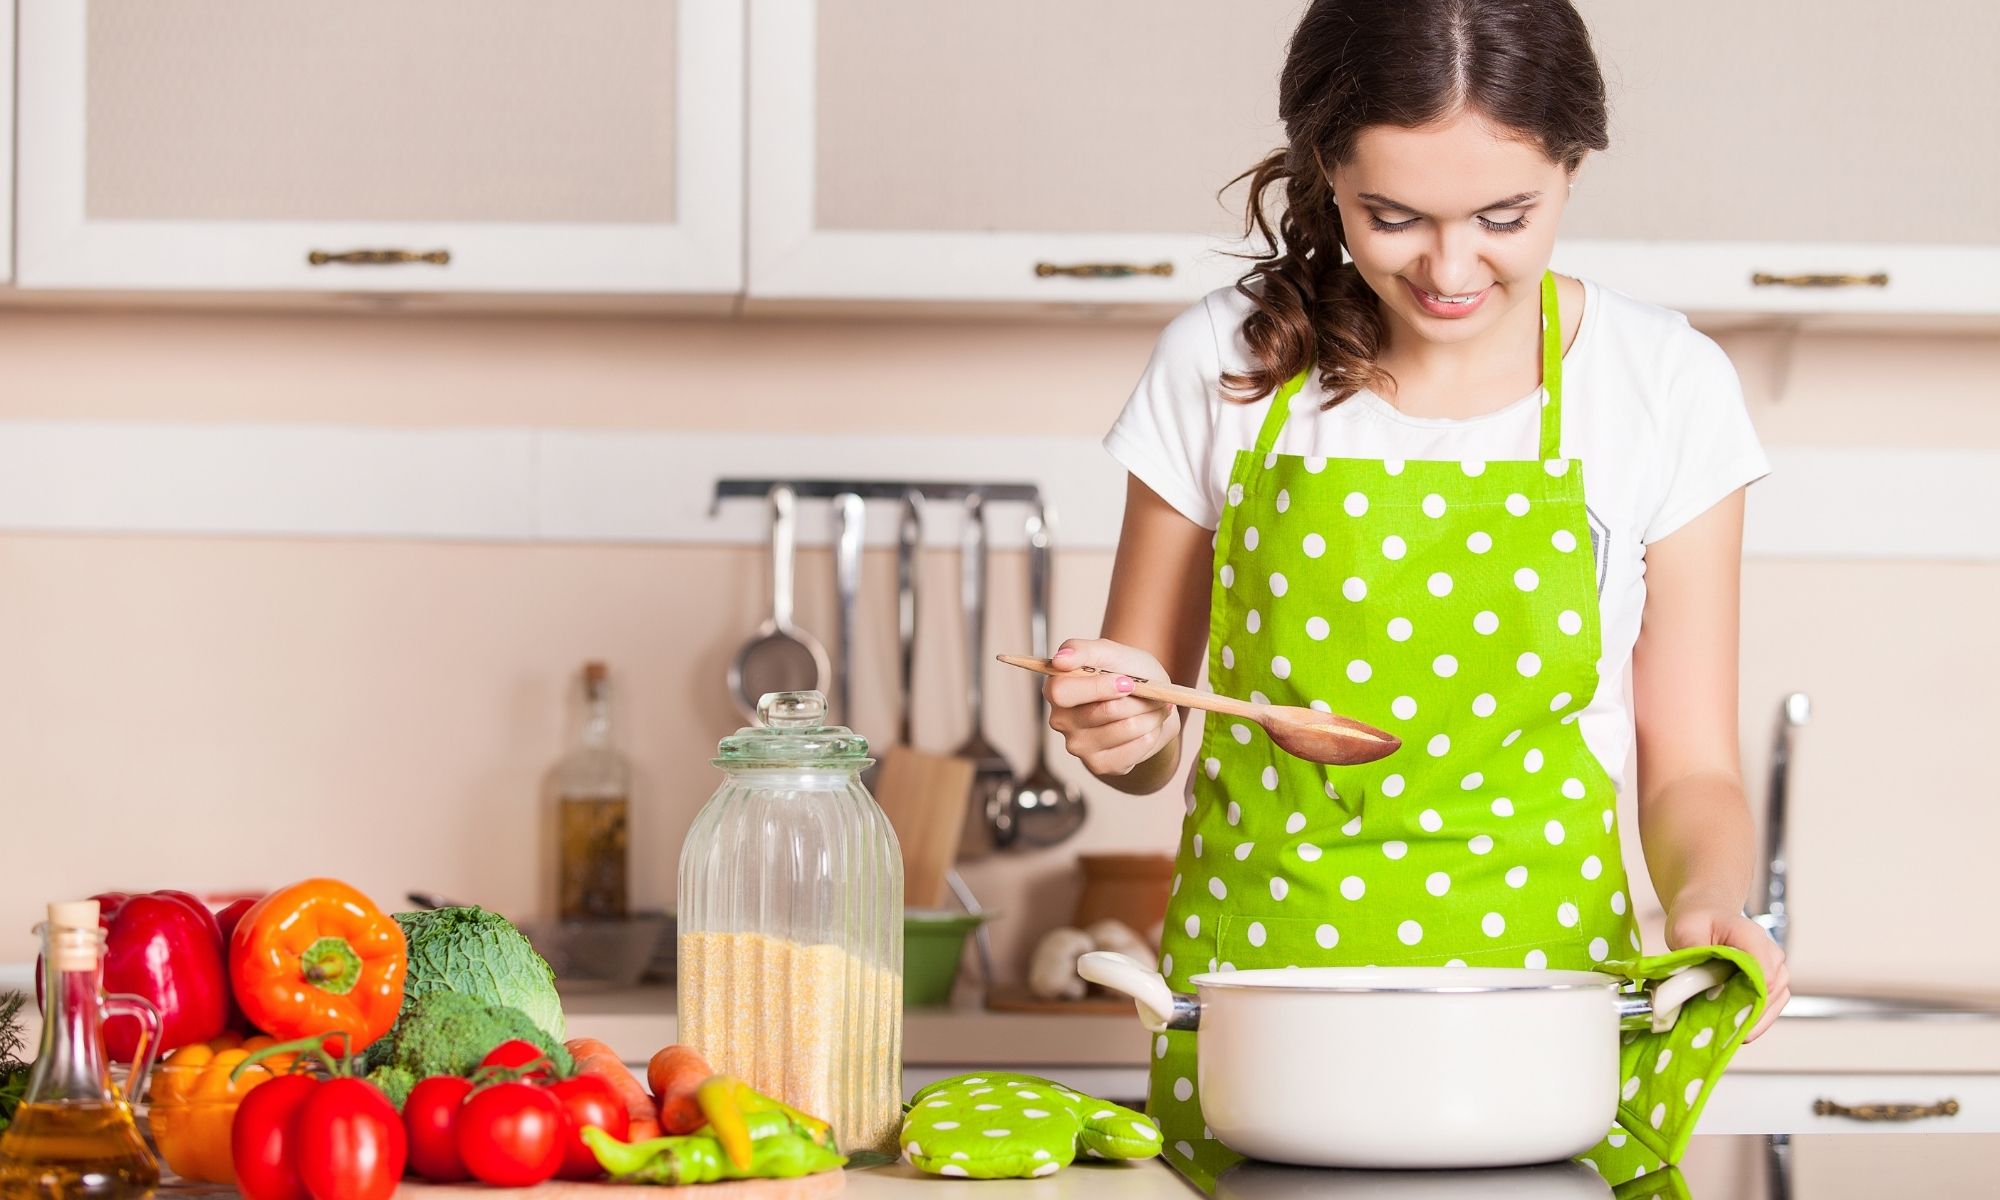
[1150,273,1762,1188]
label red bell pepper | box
[215,897,259,1034]
[36,890,233,1062]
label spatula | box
[997,654,1402,767]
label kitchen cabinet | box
[1555,0,2000,321]
[0,0,14,283]
[745,0,1300,309]
[14,0,743,298]
[749,0,1998,322]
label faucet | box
[1751,692,1810,953]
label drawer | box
[1702,1073,2000,1134]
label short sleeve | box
[1103,295,1225,529]
[1641,332,1771,544]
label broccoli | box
[369,990,573,1080]
[366,1065,417,1111]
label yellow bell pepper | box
[147,1033,297,1183]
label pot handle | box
[1077,951,1198,1033]
[1618,961,1736,1033]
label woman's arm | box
[1631,487,1791,1039]
[1044,474,1213,796]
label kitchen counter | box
[891,1133,1996,1198]
[152,1132,1999,1200]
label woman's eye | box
[1479,212,1531,233]
[1367,213,1419,232]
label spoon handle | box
[995,655,1261,721]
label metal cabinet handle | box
[1812,1098,1959,1122]
[1750,272,1888,288]
[307,249,452,267]
[1034,261,1173,279]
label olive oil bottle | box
[0,901,161,1200]
[555,661,633,920]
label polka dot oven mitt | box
[901,1073,1163,1178]
[1601,945,1769,1164]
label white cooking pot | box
[1079,950,1729,1171]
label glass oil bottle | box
[0,901,162,1200]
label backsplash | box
[0,307,1995,989]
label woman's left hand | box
[1663,905,1790,1043]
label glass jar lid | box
[714,690,871,768]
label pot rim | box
[1189,965,1623,995]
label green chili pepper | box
[584,1125,847,1184]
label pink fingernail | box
[1054,647,1075,659]
[1115,676,1134,693]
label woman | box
[1044,0,1790,1176]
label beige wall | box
[1,306,1996,992]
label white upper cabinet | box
[15,0,744,297]
[0,0,14,283]
[746,0,1300,308]
[1557,0,2000,320]
[748,0,1998,321]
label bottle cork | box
[48,899,102,970]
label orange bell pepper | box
[147,1033,298,1183]
[229,878,406,1053]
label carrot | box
[647,1044,715,1135]
[566,1037,660,1140]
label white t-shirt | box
[1104,277,1770,794]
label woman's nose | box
[1422,225,1483,294]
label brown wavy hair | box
[1222,0,1609,406]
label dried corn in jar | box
[678,691,903,1154]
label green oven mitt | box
[1595,945,1769,1165]
[900,1073,1163,1178]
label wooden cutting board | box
[165,1173,845,1200]
[984,983,1139,1015]
[397,1174,845,1200]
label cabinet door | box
[747,0,1299,308]
[1556,0,2000,319]
[15,0,742,296]
[0,0,14,283]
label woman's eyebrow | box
[1356,190,1544,215]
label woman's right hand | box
[1043,638,1181,779]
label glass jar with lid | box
[677,690,904,1155]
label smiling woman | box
[1039,0,1790,1182]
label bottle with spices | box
[556,660,632,921]
[0,901,162,1200]
[677,690,903,1155]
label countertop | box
[152,1133,1998,1200]
[559,984,2000,1076]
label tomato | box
[478,1038,557,1083]
[547,1073,632,1180]
[232,1073,319,1200]
[404,1075,477,1183]
[294,1078,407,1200]
[456,1080,566,1187]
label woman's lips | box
[1404,277,1491,319]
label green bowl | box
[904,910,989,1007]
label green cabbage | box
[392,907,566,1046]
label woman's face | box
[1331,110,1574,346]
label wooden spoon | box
[997,655,1402,767]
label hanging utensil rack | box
[711,479,1044,512]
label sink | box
[1781,991,2000,1021]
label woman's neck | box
[1372,278,1558,420]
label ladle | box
[997,655,1402,767]
[727,484,830,722]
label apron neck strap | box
[1248,270,1567,462]
[1537,269,1566,462]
